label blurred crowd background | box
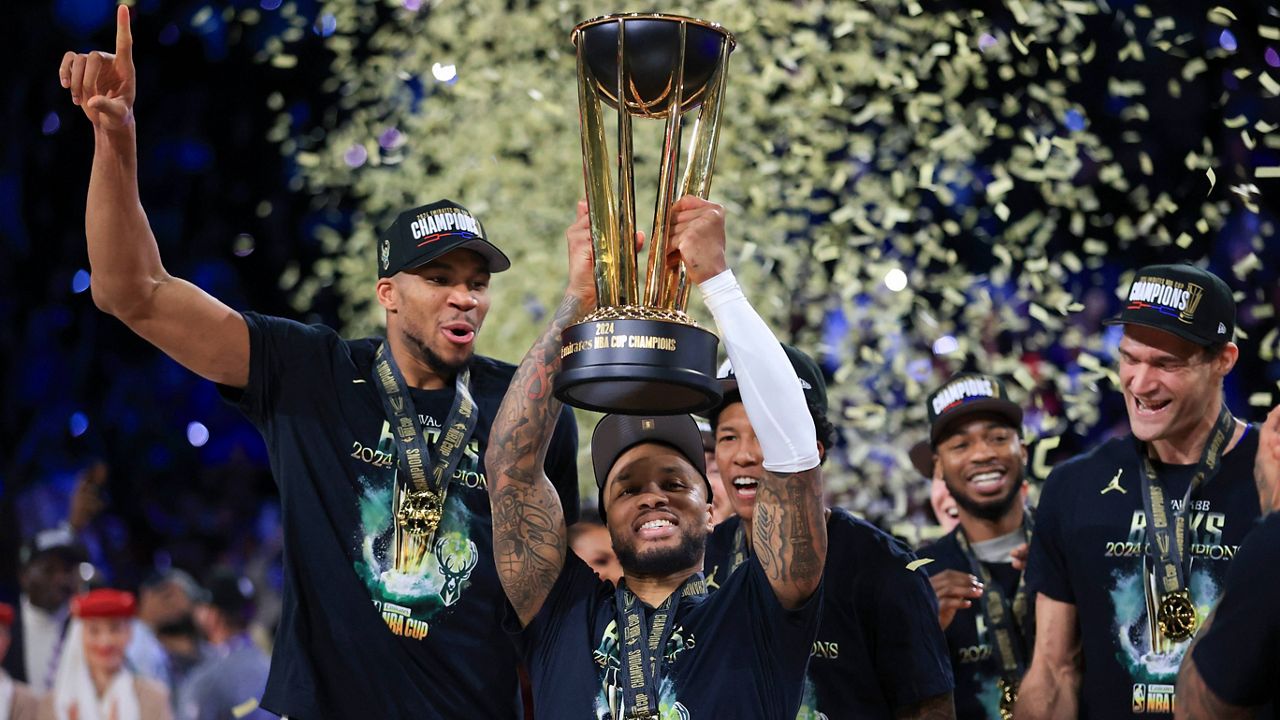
[2,0,1279,682]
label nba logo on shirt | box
[1132,683,1174,713]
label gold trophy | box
[555,13,735,415]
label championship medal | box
[1156,590,1198,641]
[397,488,445,536]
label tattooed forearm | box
[752,466,825,608]
[488,294,584,486]
[487,292,587,625]
[896,692,956,720]
[492,485,566,625]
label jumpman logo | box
[1101,468,1126,495]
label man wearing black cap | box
[1019,264,1266,719]
[703,347,955,719]
[4,527,86,691]
[176,570,272,720]
[485,195,826,717]
[916,372,1033,720]
[60,12,578,718]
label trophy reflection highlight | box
[554,13,735,415]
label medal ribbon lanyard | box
[373,342,479,545]
[613,574,707,720]
[954,516,1034,685]
[1139,404,1235,642]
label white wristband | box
[697,270,819,473]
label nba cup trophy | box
[555,13,735,415]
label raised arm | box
[486,202,596,626]
[62,6,248,388]
[1014,593,1082,719]
[672,196,826,609]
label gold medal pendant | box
[1157,590,1198,641]
[397,488,445,537]
[997,678,1017,720]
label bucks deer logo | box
[433,534,479,607]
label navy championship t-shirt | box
[1190,511,1280,719]
[919,527,1032,720]
[513,550,822,719]
[222,312,579,719]
[1025,426,1260,719]
[704,508,954,718]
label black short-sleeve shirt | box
[514,549,822,719]
[1025,427,1260,719]
[1190,511,1280,718]
[223,312,579,719]
[919,527,1033,720]
[704,508,954,718]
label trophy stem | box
[615,21,640,304]
[666,38,732,310]
[576,38,631,307]
[644,20,688,311]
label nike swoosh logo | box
[906,558,934,571]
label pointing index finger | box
[115,4,133,61]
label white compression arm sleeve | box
[699,269,820,474]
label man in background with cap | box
[60,11,577,718]
[127,570,200,693]
[175,570,271,720]
[485,196,826,717]
[1019,264,1266,719]
[0,603,40,720]
[917,372,1033,720]
[4,528,85,692]
[703,346,955,719]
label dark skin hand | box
[928,569,983,631]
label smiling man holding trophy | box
[487,13,832,719]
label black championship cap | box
[709,344,828,421]
[926,372,1022,448]
[591,414,708,519]
[377,199,511,278]
[1103,264,1235,347]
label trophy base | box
[556,317,722,415]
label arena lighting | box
[884,268,908,292]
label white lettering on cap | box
[931,377,997,416]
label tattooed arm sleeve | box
[699,270,825,609]
[486,293,586,627]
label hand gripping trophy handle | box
[556,13,735,415]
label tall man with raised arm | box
[1018,264,1264,719]
[59,8,578,718]
[486,196,826,718]
[918,373,1034,720]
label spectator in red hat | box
[0,602,40,720]
[38,591,171,720]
